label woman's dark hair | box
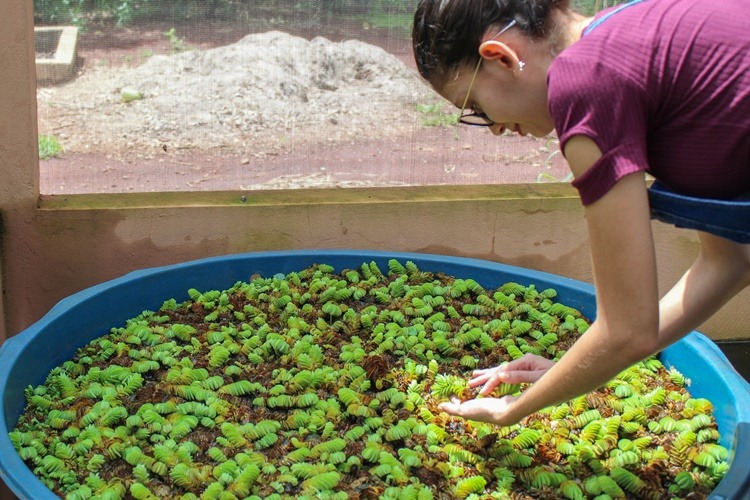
[412,0,570,86]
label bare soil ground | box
[37,15,568,194]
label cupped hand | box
[438,395,520,426]
[470,353,555,396]
[437,354,555,425]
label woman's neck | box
[550,9,594,57]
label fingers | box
[468,368,498,388]
[470,370,503,394]
[466,355,555,394]
[471,367,499,376]
[438,396,489,421]
[502,353,541,371]
[493,368,547,385]
[437,396,464,416]
[470,363,508,383]
[438,395,518,425]
[470,366,521,394]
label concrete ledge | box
[35,26,78,83]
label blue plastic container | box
[0,250,748,499]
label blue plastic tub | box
[1,250,748,499]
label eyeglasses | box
[457,19,517,127]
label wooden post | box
[0,229,5,345]
[0,0,39,346]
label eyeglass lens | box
[459,112,494,126]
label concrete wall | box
[13,186,593,332]
[6,186,746,342]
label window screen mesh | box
[35,0,616,194]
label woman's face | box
[438,52,555,138]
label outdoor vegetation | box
[34,0,630,28]
[12,260,728,499]
[33,0,630,193]
[34,0,419,28]
[38,134,65,160]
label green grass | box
[165,28,192,54]
[38,134,64,160]
[362,11,412,31]
[415,102,457,128]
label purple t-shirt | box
[548,0,750,206]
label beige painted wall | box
[14,186,593,332]
[3,186,744,342]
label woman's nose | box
[489,124,505,136]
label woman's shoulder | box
[553,0,749,88]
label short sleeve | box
[548,55,651,205]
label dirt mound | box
[37,31,432,159]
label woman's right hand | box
[469,354,555,396]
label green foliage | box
[34,0,135,26]
[34,0,86,25]
[415,102,457,127]
[10,260,727,499]
[164,27,190,53]
[573,0,632,15]
[130,482,159,500]
[430,373,467,399]
[38,134,64,160]
[301,470,341,492]
[362,9,413,32]
[511,429,541,450]
[453,475,486,498]
[170,462,202,489]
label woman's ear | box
[478,40,521,72]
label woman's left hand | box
[438,394,521,426]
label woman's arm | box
[440,136,750,424]
[442,135,663,423]
[656,231,750,351]
[508,173,660,421]
[506,135,664,421]
[451,233,750,420]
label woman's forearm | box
[506,318,657,422]
[510,233,749,422]
[502,167,662,423]
[656,232,750,351]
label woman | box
[411,0,750,425]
